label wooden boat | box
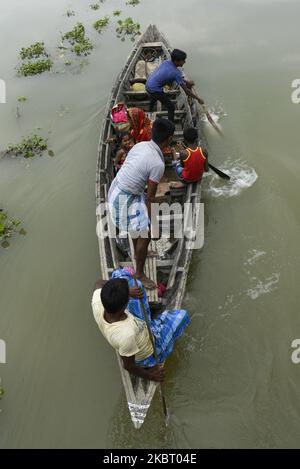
[95,24,204,429]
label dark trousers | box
[148,91,175,122]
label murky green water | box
[1,0,300,449]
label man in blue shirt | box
[146,49,204,122]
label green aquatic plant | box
[126,0,140,6]
[90,3,100,10]
[0,209,26,248]
[93,16,110,33]
[17,96,27,102]
[20,42,49,60]
[116,17,141,42]
[113,10,122,16]
[62,23,94,56]
[18,59,53,77]
[3,134,49,159]
[66,10,75,17]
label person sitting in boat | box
[92,267,190,382]
[172,127,209,183]
[110,103,152,143]
[146,49,204,122]
[127,107,152,143]
[113,132,135,172]
[108,118,175,290]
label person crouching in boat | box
[146,49,204,122]
[113,132,135,172]
[127,107,152,143]
[110,103,152,143]
[108,118,175,291]
[172,127,209,183]
[92,268,190,382]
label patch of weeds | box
[16,96,27,118]
[90,3,101,10]
[66,10,75,17]
[20,42,49,60]
[18,42,52,76]
[2,133,50,159]
[18,59,53,77]
[0,209,26,249]
[93,16,110,34]
[116,17,141,42]
[61,23,93,56]
[126,0,140,6]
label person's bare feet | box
[136,274,157,290]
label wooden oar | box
[192,88,224,136]
[208,163,230,180]
[133,276,169,426]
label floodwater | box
[1,0,300,449]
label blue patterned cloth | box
[111,268,190,366]
[108,179,149,234]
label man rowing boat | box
[108,118,175,290]
[146,49,204,122]
[92,268,190,382]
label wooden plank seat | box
[128,238,159,303]
[124,89,180,98]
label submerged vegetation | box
[90,3,101,10]
[2,134,49,159]
[93,16,110,33]
[66,10,75,17]
[0,209,26,249]
[61,23,94,56]
[116,17,141,42]
[126,0,140,6]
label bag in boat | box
[111,102,130,131]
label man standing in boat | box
[108,118,175,290]
[146,49,204,122]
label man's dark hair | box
[152,118,175,144]
[183,127,198,144]
[171,49,187,63]
[100,278,129,314]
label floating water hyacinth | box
[20,42,49,60]
[93,16,110,33]
[18,42,52,76]
[61,23,94,56]
[126,0,140,6]
[65,10,75,17]
[90,3,101,10]
[2,133,50,159]
[116,17,141,42]
[0,209,26,248]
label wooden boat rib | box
[96,24,204,429]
